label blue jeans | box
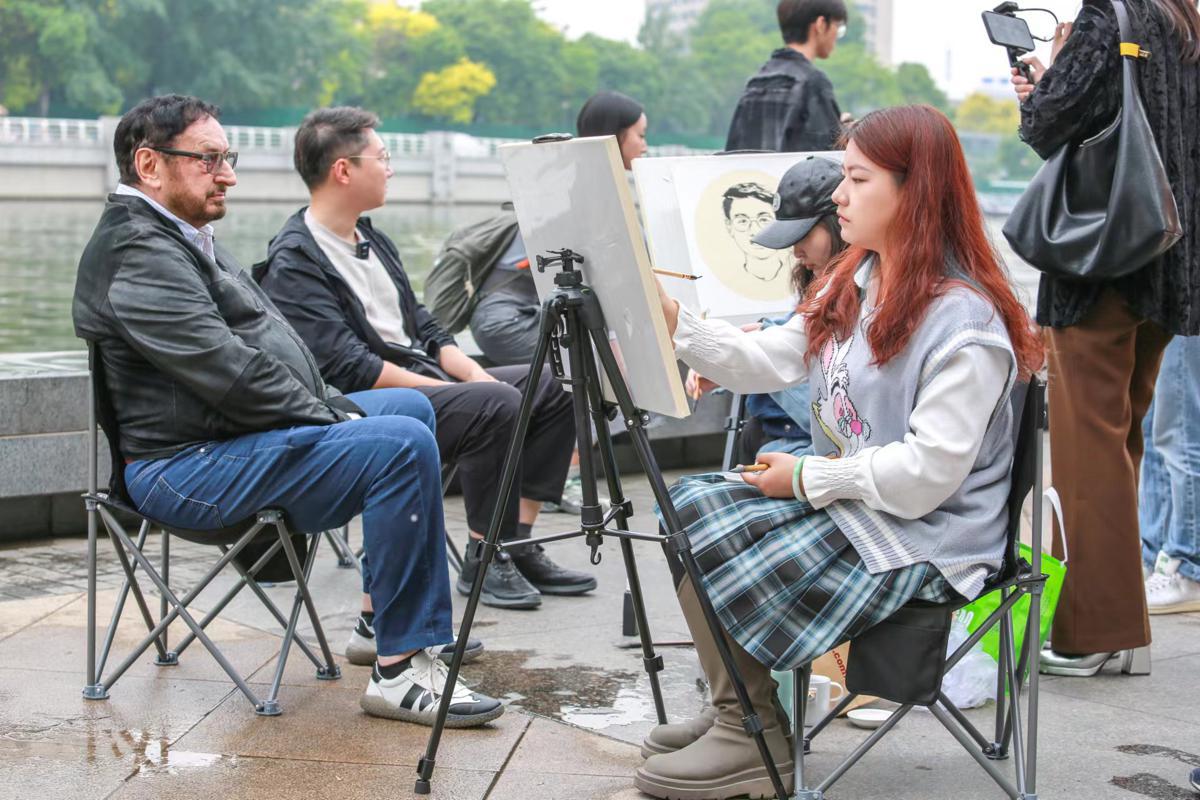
[125,389,449,657]
[1139,337,1200,582]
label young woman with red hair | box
[636,104,1043,800]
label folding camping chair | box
[790,376,1049,800]
[81,342,341,716]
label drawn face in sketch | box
[692,169,793,303]
[722,183,789,283]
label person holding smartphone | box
[1010,0,1200,678]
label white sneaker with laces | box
[360,649,503,728]
[1145,557,1200,615]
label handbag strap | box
[1111,0,1151,61]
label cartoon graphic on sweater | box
[811,333,872,457]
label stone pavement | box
[1,470,1198,800]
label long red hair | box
[802,105,1043,377]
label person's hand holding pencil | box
[740,451,804,498]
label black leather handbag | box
[1002,0,1182,282]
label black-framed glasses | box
[149,146,239,174]
[346,150,392,165]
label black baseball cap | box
[752,156,843,250]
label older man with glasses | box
[73,94,504,728]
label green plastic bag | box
[964,489,1067,662]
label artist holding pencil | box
[686,156,847,462]
[635,106,1043,800]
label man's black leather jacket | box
[725,48,843,153]
[72,194,356,461]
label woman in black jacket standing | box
[1011,0,1200,677]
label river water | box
[0,199,1040,355]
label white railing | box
[0,116,709,159]
[224,124,294,152]
[0,117,102,146]
[382,132,431,157]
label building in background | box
[644,0,710,39]
[647,0,893,64]
[855,0,894,66]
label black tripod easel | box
[414,249,790,799]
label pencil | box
[654,268,701,281]
[730,464,770,474]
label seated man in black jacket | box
[257,106,594,615]
[73,94,501,727]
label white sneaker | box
[1145,557,1200,615]
[359,649,504,728]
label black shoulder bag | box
[1002,0,1182,282]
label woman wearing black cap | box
[685,156,847,463]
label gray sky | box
[533,0,1086,99]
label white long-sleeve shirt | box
[672,270,1011,521]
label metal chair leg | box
[98,506,267,711]
[154,530,177,666]
[96,519,152,677]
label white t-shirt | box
[304,209,412,349]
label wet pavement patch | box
[1111,773,1197,799]
[1110,744,1200,799]
[1117,744,1200,767]
[462,648,641,724]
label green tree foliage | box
[420,0,580,129]
[0,0,121,114]
[0,0,1035,186]
[955,91,1020,134]
[896,62,949,113]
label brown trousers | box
[1047,289,1172,654]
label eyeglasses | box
[346,150,392,165]
[149,146,238,174]
[730,213,775,232]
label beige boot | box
[635,577,794,799]
[641,705,718,758]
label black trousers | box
[414,365,575,542]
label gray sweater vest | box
[810,281,1018,599]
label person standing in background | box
[1139,336,1200,614]
[1011,0,1200,677]
[725,0,847,152]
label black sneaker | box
[345,616,483,667]
[456,548,542,609]
[510,543,597,596]
[1190,767,1199,793]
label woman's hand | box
[685,369,718,400]
[1011,59,1045,101]
[740,451,803,499]
[654,275,681,338]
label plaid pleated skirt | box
[659,474,954,671]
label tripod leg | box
[415,298,562,795]
[585,320,791,800]
[579,334,668,725]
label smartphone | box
[982,10,1036,53]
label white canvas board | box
[634,151,843,323]
[499,136,690,419]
